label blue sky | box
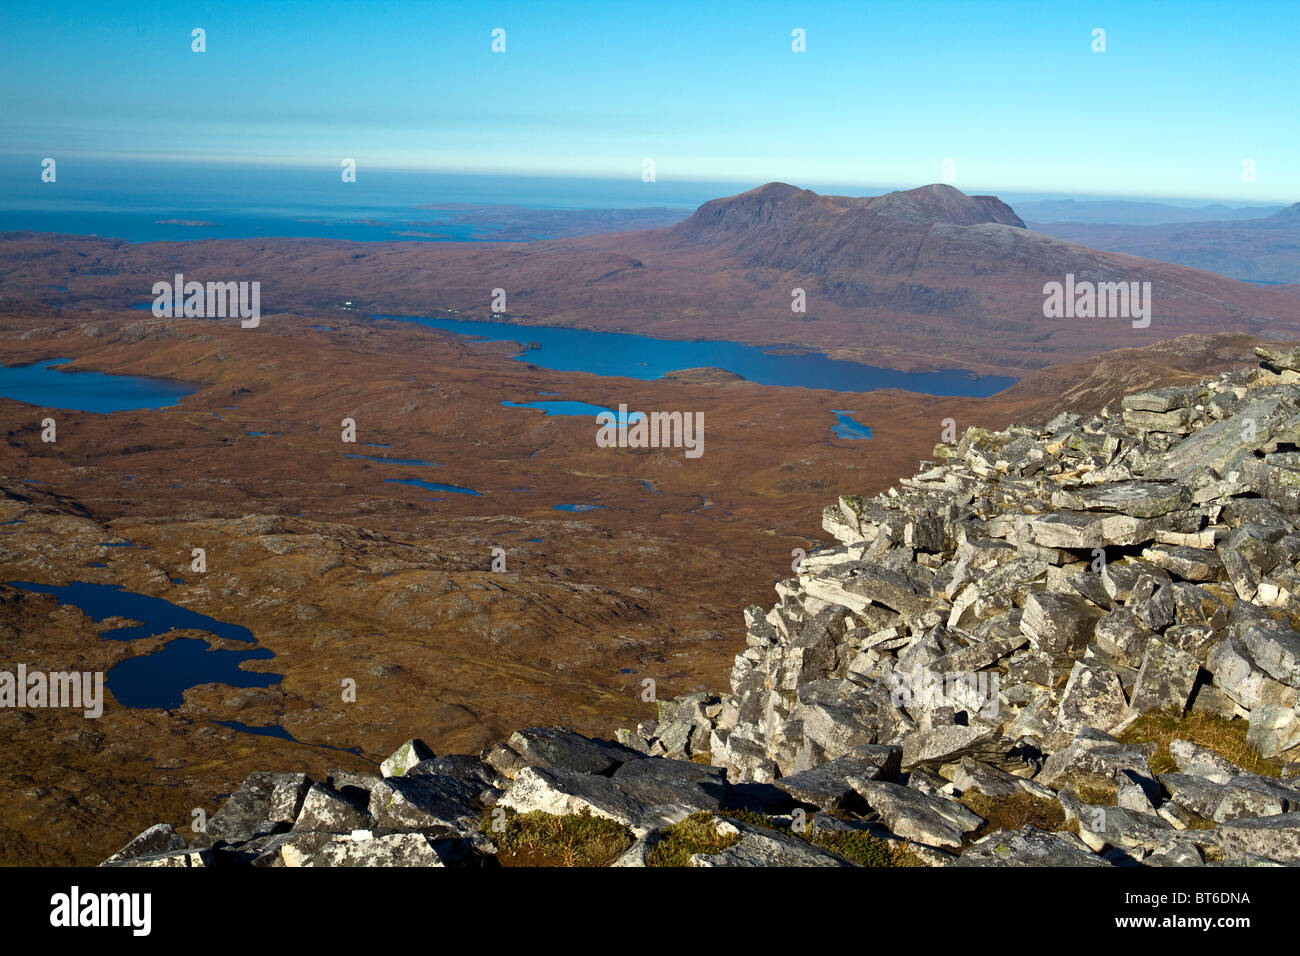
[2,0,1296,201]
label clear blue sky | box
[2,0,1296,201]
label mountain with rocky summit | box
[105,347,1300,867]
[8,182,1299,377]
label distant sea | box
[0,158,757,243]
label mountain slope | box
[3,184,1299,376]
[1029,202,1300,283]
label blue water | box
[384,478,481,496]
[0,358,198,412]
[0,161,728,243]
[109,638,279,710]
[9,581,254,642]
[554,504,606,512]
[831,410,874,440]
[346,453,441,466]
[378,316,1015,396]
[247,431,279,437]
[6,581,278,710]
[502,400,646,421]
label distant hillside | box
[3,184,1300,376]
[1028,203,1300,283]
[1017,198,1282,225]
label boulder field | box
[104,347,1300,867]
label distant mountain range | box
[1016,198,1283,225]
[4,183,1299,377]
[1027,203,1300,284]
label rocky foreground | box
[103,348,1300,867]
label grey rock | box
[1022,591,1103,658]
[774,748,902,808]
[1218,813,1300,863]
[1211,774,1300,822]
[293,783,372,832]
[1052,481,1191,518]
[290,831,466,867]
[1158,772,1225,819]
[1141,545,1221,582]
[1039,728,1155,795]
[1145,840,1205,866]
[1239,625,1300,686]
[1065,800,1174,853]
[1122,638,1201,723]
[1245,702,1300,758]
[849,778,984,849]
[368,773,483,833]
[102,848,212,868]
[901,722,998,769]
[952,757,1030,798]
[407,754,505,791]
[204,771,301,845]
[819,562,930,618]
[499,759,723,836]
[267,773,311,824]
[102,824,188,865]
[1094,608,1155,666]
[1057,662,1129,735]
[954,826,1107,867]
[610,757,727,815]
[1208,636,1295,710]
[1169,739,1244,783]
[498,727,642,777]
[380,738,436,778]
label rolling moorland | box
[1,183,1297,863]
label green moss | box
[483,808,635,867]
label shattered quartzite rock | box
[108,355,1300,867]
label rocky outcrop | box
[633,353,1300,865]
[106,355,1300,866]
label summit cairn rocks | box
[107,354,1300,866]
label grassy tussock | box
[646,811,740,867]
[1118,710,1282,778]
[485,808,635,867]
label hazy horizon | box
[4,0,1298,203]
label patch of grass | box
[1118,710,1282,778]
[722,808,790,833]
[689,752,713,765]
[960,789,1068,838]
[723,809,924,866]
[647,811,740,867]
[484,808,635,867]
[809,829,926,867]
[1075,785,1119,805]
